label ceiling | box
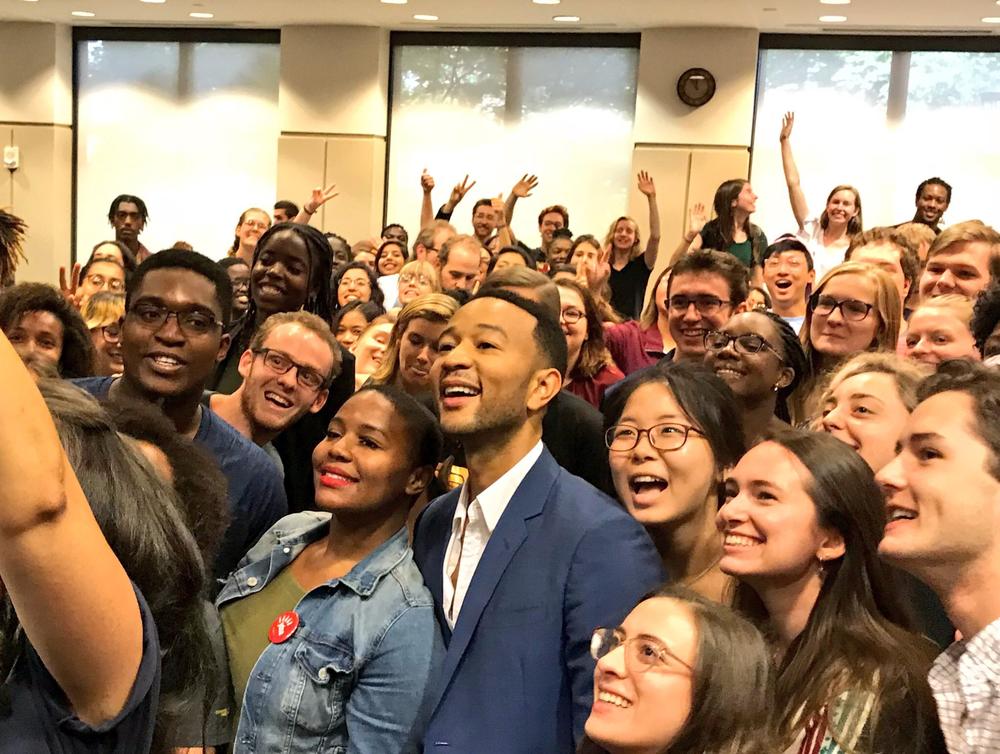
[2,0,999,35]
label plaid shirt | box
[929,616,1000,753]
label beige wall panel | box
[280,26,390,137]
[688,148,752,227]
[0,23,72,126]
[323,136,386,243]
[276,134,328,222]
[634,28,758,148]
[8,124,72,286]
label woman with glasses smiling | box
[83,290,126,376]
[396,259,440,307]
[603,362,745,602]
[704,310,809,445]
[579,586,773,754]
[797,261,901,423]
[556,278,624,408]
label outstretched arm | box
[0,330,143,726]
[420,169,435,230]
[440,175,476,217]
[504,173,538,229]
[670,203,707,264]
[637,171,661,269]
[779,112,809,231]
[491,196,515,247]
[293,182,339,225]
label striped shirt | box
[929,617,1000,753]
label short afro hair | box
[128,249,233,326]
[468,288,568,377]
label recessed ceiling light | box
[533,0,561,4]
[189,10,213,18]
[21,0,40,4]
[140,0,167,4]
[71,10,96,16]
[819,15,847,22]
[553,14,580,21]
[982,16,1000,22]
[381,0,407,4]
[820,0,850,4]
[413,13,438,20]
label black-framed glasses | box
[99,322,122,343]
[809,294,873,322]
[560,308,585,325]
[668,295,732,316]
[605,422,705,452]
[590,627,693,674]
[705,330,783,360]
[127,301,221,336]
[254,348,328,391]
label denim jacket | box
[217,512,443,754]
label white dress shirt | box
[929,616,1000,754]
[442,441,543,630]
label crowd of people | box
[1,110,999,754]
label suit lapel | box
[430,449,560,713]
[419,489,460,643]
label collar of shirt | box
[451,440,544,533]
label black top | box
[1,586,160,753]
[542,390,614,498]
[609,257,652,320]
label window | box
[75,37,280,259]
[752,41,1000,239]
[386,35,640,246]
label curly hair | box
[0,282,94,378]
[0,209,27,288]
[972,283,1000,358]
[331,260,385,312]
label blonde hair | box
[398,260,440,292]
[82,291,125,330]
[639,266,671,329]
[820,352,931,416]
[912,293,974,327]
[927,220,1000,261]
[894,222,937,264]
[368,294,457,385]
[602,216,641,260]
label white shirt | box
[796,217,850,283]
[928,616,1000,754]
[442,441,544,630]
[377,273,400,307]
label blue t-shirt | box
[73,377,288,584]
[1,586,160,753]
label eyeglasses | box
[99,322,122,343]
[242,220,269,231]
[400,272,433,286]
[605,422,705,452]
[668,295,732,316]
[253,348,328,390]
[590,627,693,674]
[560,308,585,325]
[809,294,873,322]
[339,276,371,289]
[705,330,783,360]
[127,301,221,337]
[85,274,125,293]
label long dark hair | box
[733,429,943,753]
[331,261,385,312]
[579,585,774,754]
[242,223,335,348]
[752,310,810,423]
[713,179,751,248]
[23,381,214,753]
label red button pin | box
[268,611,300,644]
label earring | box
[772,384,780,392]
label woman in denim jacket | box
[217,385,445,754]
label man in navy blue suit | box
[412,290,664,753]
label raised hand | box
[448,175,476,207]
[420,169,435,194]
[689,203,708,235]
[305,182,339,214]
[580,245,612,292]
[637,170,656,197]
[780,111,795,142]
[511,174,538,199]
[58,263,82,308]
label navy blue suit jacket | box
[412,447,664,754]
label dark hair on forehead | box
[468,288,568,376]
[381,223,409,245]
[352,384,444,469]
[761,235,814,272]
[90,239,138,275]
[0,282,94,378]
[107,194,149,224]
[247,223,335,326]
[668,249,750,305]
[971,282,1000,356]
[274,199,299,217]
[739,309,810,422]
[917,359,1000,480]
[331,261,385,312]
[128,248,233,326]
[916,177,952,205]
[218,256,250,271]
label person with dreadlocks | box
[211,222,357,514]
[0,209,27,290]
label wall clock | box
[677,68,716,107]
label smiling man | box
[108,194,151,263]
[660,249,749,362]
[74,249,287,583]
[762,236,815,333]
[918,220,1000,302]
[910,177,952,233]
[210,311,340,471]
[877,360,1000,754]
[412,290,662,753]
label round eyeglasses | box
[590,627,693,674]
[809,294,873,322]
[704,330,783,360]
[605,422,705,452]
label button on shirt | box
[442,441,544,630]
[928,616,1000,754]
